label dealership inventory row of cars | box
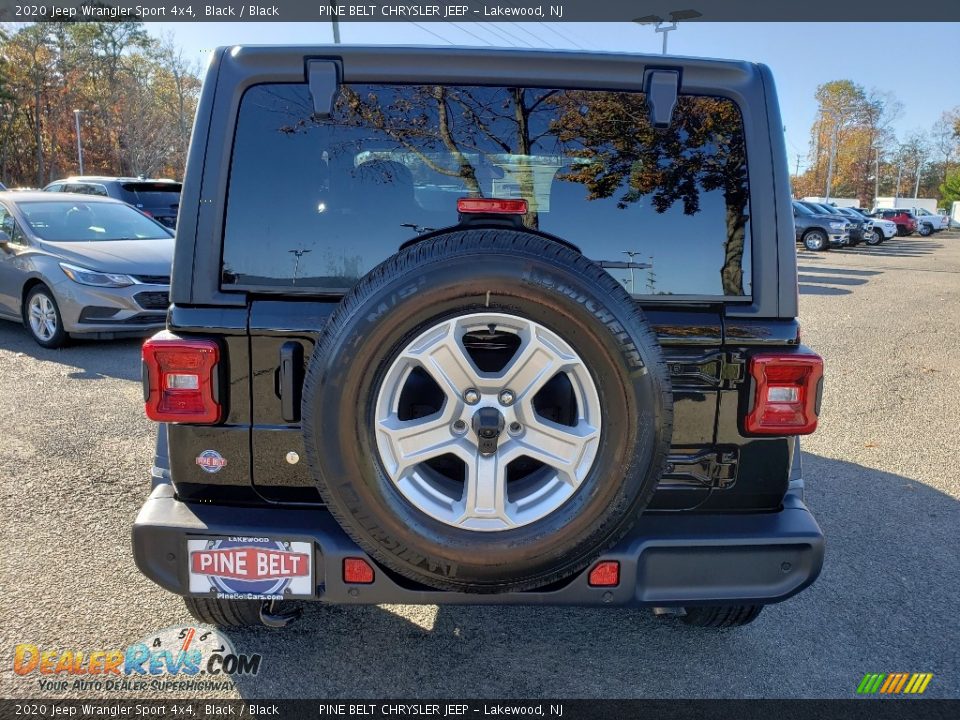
[792,201,947,252]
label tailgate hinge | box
[720,351,745,388]
[665,350,744,388]
[663,449,738,490]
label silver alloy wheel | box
[374,312,602,531]
[28,292,58,342]
[804,231,826,251]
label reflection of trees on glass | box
[549,93,750,296]
[336,86,561,230]
[256,84,750,295]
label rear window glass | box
[121,183,181,207]
[223,84,752,297]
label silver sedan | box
[0,192,174,348]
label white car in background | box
[912,208,949,235]
[844,207,896,243]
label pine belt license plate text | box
[187,537,314,599]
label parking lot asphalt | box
[1,231,958,700]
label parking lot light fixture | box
[73,109,84,175]
[634,9,702,54]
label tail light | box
[142,332,221,424]
[457,197,528,215]
[744,353,824,435]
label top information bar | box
[1,0,958,22]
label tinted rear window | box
[223,83,752,297]
[121,182,181,208]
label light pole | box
[622,250,642,290]
[288,248,312,285]
[634,10,702,55]
[328,2,340,43]
[913,157,925,199]
[73,109,84,175]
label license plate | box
[187,536,313,599]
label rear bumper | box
[132,484,824,607]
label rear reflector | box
[745,353,824,435]
[343,557,375,584]
[142,332,221,424]
[457,197,528,215]
[588,561,620,587]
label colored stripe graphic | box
[893,673,910,693]
[857,673,933,694]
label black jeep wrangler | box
[133,46,825,629]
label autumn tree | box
[930,107,960,188]
[802,80,901,205]
[0,21,200,186]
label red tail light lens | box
[457,197,528,215]
[142,333,221,424]
[343,557,375,584]
[745,353,824,435]
[588,561,620,587]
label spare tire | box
[302,229,672,592]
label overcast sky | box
[150,21,959,168]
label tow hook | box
[472,407,505,455]
[259,599,302,628]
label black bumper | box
[132,483,824,607]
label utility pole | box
[913,158,924,199]
[795,153,802,178]
[894,162,903,199]
[73,109,84,175]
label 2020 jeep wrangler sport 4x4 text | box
[133,46,825,629]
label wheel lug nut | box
[463,389,480,405]
[452,420,468,434]
[508,422,522,434]
[498,390,515,406]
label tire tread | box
[183,596,263,627]
[681,604,764,628]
